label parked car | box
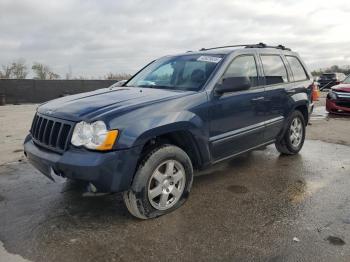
[326,74,350,114]
[318,72,346,90]
[24,43,315,219]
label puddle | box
[227,185,248,194]
[287,179,307,203]
[326,236,346,246]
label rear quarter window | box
[286,56,308,82]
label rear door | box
[258,53,292,141]
[285,54,312,114]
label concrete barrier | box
[0,79,117,104]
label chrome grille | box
[30,113,74,153]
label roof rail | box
[199,43,291,51]
[199,44,254,51]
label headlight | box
[327,91,337,100]
[71,121,118,151]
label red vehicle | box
[326,75,350,114]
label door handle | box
[251,97,264,101]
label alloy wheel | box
[147,160,186,210]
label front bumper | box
[24,135,142,192]
[326,98,350,114]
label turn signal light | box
[96,130,119,151]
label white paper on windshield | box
[197,56,222,63]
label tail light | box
[311,83,320,101]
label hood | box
[37,87,189,121]
[332,83,350,93]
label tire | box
[123,144,193,219]
[275,110,306,155]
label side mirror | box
[215,76,251,94]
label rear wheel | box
[275,110,306,155]
[123,144,193,219]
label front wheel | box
[275,111,306,155]
[123,144,193,219]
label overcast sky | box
[1,0,350,78]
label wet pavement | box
[1,140,350,261]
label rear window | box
[286,56,308,81]
[260,55,288,85]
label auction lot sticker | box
[197,56,222,63]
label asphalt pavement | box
[0,100,349,262]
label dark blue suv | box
[24,43,314,219]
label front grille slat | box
[38,119,48,142]
[30,115,38,134]
[34,117,43,139]
[64,125,74,149]
[43,120,54,144]
[50,122,62,147]
[58,124,71,150]
[56,124,64,150]
[30,113,74,153]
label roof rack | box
[199,43,291,51]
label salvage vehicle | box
[326,74,350,114]
[24,43,316,219]
[318,72,346,90]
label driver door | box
[209,54,266,161]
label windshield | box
[343,75,350,84]
[126,54,224,91]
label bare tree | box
[104,73,132,81]
[48,72,60,80]
[312,65,350,76]
[0,65,13,79]
[32,62,60,80]
[11,59,28,79]
[0,59,28,79]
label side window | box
[220,55,258,87]
[286,56,308,81]
[260,55,288,85]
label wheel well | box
[295,105,308,125]
[140,131,202,170]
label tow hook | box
[88,183,98,193]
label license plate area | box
[26,152,66,183]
